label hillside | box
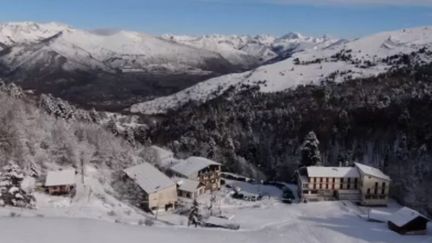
[132,26,432,114]
[147,63,432,216]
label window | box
[381,182,386,195]
[367,188,371,195]
[320,177,323,183]
[333,178,336,183]
[354,178,358,189]
[374,182,378,194]
[340,178,344,183]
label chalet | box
[174,177,205,200]
[388,207,430,235]
[170,157,221,192]
[297,162,391,205]
[45,169,76,195]
[124,162,177,212]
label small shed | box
[387,207,430,235]
[45,169,76,195]
[174,178,204,200]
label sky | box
[0,0,432,38]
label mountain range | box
[0,22,334,110]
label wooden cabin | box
[170,157,221,192]
[388,207,430,235]
[44,169,76,195]
[123,162,177,212]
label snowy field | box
[0,177,430,243]
[0,201,431,243]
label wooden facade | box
[388,216,429,235]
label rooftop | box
[306,166,359,178]
[124,162,175,194]
[45,169,76,187]
[388,207,430,227]
[174,177,202,193]
[170,156,220,178]
[354,163,391,181]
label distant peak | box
[279,32,304,40]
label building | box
[354,162,391,206]
[170,156,221,192]
[297,166,360,202]
[297,162,390,205]
[123,162,177,212]
[388,207,430,235]
[174,177,205,200]
[44,169,76,195]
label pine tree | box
[299,131,322,167]
[0,161,35,208]
[188,199,201,227]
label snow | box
[355,163,391,181]
[0,172,430,243]
[44,169,76,187]
[307,166,359,178]
[1,201,430,243]
[388,207,430,227]
[170,156,220,178]
[131,26,432,115]
[0,22,229,74]
[161,33,338,66]
[174,178,201,193]
[124,163,175,194]
[368,209,391,222]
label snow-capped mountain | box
[161,33,339,68]
[131,26,432,114]
[0,22,240,110]
[0,22,236,74]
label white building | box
[297,163,391,206]
[124,162,177,212]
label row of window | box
[310,177,358,184]
[311,183,358,190]
[366,182,387,195]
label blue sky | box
[1,0,432,38]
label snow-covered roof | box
[170,156,220,178]
[124,163,175,194]
[368,209,391,223]
[45,169,76,187]
[174,178,202,193]
[388,207,430,227]
[354,163,390,181]
[306,166,359,178]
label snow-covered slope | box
[162,33,338,68]
[0,22,234,74]
[132,26,432,114]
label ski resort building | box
[388,207,430,235]
[44,169,76,195]
[170,157,221,192]
[123,163,177,212]
[297,163,391,206]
